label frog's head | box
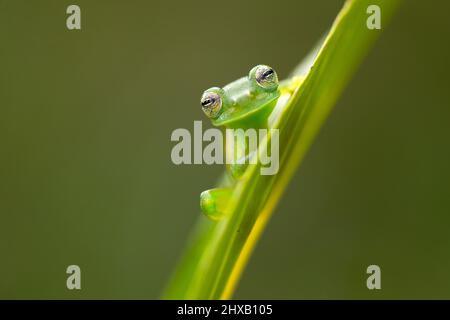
[200,65,280,127]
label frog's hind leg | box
[200,188,232,221]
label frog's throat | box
[212,97,279,129]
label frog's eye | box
[252,65,279,91]
[201,91,222,118]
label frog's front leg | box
[200,153,255,220]
[228,150,257,179]
[226,127,258,180]
[199,131,250,220]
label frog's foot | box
[200,188,232,221]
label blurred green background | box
[1,0,450,299]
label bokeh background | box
[1,0,450,299]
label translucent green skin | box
[209,83,280,129]
[200,66,282,220]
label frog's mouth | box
[212,93,280,128]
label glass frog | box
[199,65,301,220]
